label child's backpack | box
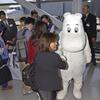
[16,28,28,62]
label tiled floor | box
[0,63,100,100]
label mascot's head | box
[61,12,86,52]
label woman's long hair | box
[30,21,48,46]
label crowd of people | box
[0,3,97,100]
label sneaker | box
[23,90,33,95]
[27,90,33,94]
[23,85,33,95]
[2,85,13,90]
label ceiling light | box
[87,0,92,2]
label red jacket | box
[27,38,38,64]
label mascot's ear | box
[75,13,82,18]
[63,12,71,18]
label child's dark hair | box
[39,33,58,52]
[24,17,35,25]
[31,10,38,16]
[40,15,52,23]
[20,17,26,23]
[0,11,6,16]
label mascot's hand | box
[60,55,67,61]
[60,55,69,70]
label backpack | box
[16,28,28,62]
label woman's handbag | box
[22,61,37,91]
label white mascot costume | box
[57,12,91,99]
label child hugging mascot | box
[57,12,91,99]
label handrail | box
[14,0,63,30]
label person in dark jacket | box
[82,4,97,66]
[0,24,12,90]
[40,15,55,33]
[0,11,17,46]
[33,33,68,100]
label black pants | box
[89,41,96,64]
[0,59,12,85]
[38,90,56,100]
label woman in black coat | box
[32,33,68,100]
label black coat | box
[33,52,67,91]
[82,13,97,40]
[0,18,17,43]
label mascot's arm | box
[84,33,92,63]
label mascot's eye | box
[74,27,79,33]
[67,27,71,33]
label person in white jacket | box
[56,12,91,99]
